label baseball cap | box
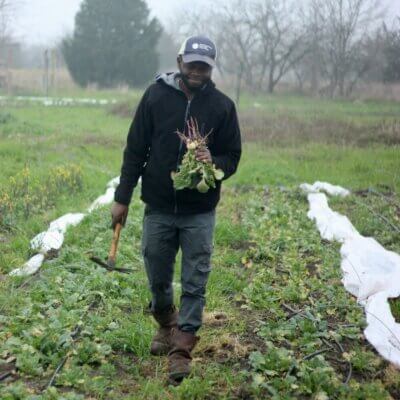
[178,35,217,68]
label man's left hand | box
[195,147,212,163]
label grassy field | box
[0,90,400,399]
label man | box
[111,35,241,385]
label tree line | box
[1,0,399,98]
[176,0,400,100]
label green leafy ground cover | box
[0,94,400,398]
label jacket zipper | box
[174,98,192,214]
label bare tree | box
[172,0,309,97]
[248,0,310,93]
[294,0,325,95]
[0,0,12,90]
[214,1,258,102]
[0,0,12,46]
[315,0,383,97]
[382,18,400,83]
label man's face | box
[177,56,212,91]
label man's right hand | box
[111,202,129,229]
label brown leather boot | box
[167,328,200,385]
[150,305,178,356]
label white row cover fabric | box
[9,177,120,277]
[0,96,117,107]
[302,182,400,368]
[30,213,86,254]
[88,176,120,212]
[88,188,116,213]
[300,181,350,197]
[306,193,359,242]
[9,254,45,277]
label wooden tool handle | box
[108,222,122,261]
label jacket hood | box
[155,72,181,91]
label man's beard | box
[178,72,210,93]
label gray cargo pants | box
[142,204,216,333]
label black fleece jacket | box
[114,73,242,214]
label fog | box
[11,0,400,46]
[11,0,215,45]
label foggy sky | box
[11,0,400,46]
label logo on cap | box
[192,43,213,52]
